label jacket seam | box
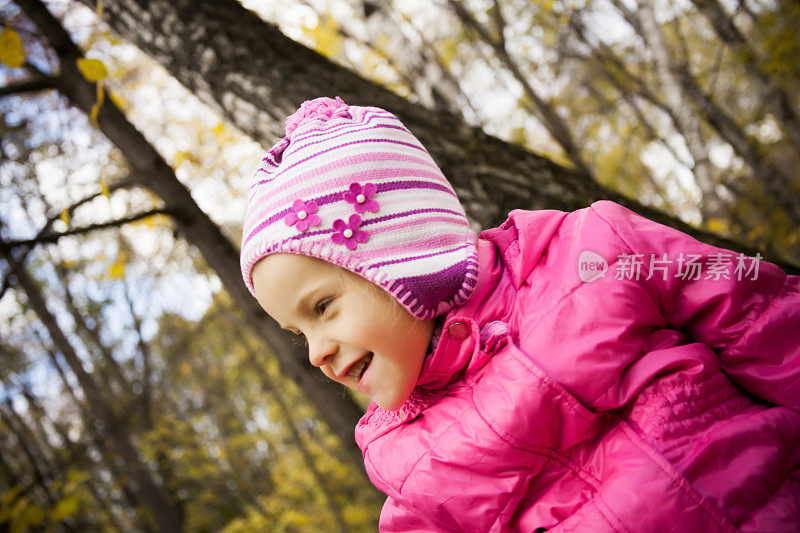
[469,345,597,453]
[591,495,632,533]
[469,383,553,454]
[490,467,549,533]
[506,341,596,421]
[617,419,735,530]
[725,273,789,356]
[514,264,641,410]
[742,464,800,528]
[362,452,401,501]
[395,416,465,493]
[543,448,602,490]
[589,202,782,356]
[538,449,629,533]
[588,204,665,316]
[469,371,593,457]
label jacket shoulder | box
[480,203,630,288]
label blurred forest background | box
[1,0,798,531]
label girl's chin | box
[375,399,404,411]
[373,391,413,412]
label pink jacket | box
[355,200,800,532]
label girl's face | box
[251,253,435,411]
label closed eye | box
[315,297,334,315]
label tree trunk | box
[353,0,466,117]
[0,402,56,506]
[690,0,800,154]
[0,240,184,533]
[15,0,369,468]
[122,278,154,429]
[630,1,724,221]
[53,262,132,396]
[609,0,800,226]
[42,337,150,531]
[448,0,597,182]
[75,0,602,220]
[69,0,790,264]
[20,384,128,531]
[247,346,351,533]
[671,63,800,225]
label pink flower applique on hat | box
[331,214,369,250]
[344,182,379,214]
[284,199,321,232]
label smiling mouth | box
[346,352,373,382]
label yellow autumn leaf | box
[538,0,555,12]
[89,84,104,128]
[66,468,91,485]
[108,257,125,279]
[0,27,25,68]
[51,494,81,522]
[212,122,226,139]
[174,150,193,167]
[132,213,164,228]
[100,177,110,199]
[89,104,100,127]
[109,90,129,111]
[60,209,70,229]
[706,218,728,234]
[76,57,108,82]
[303,14,344,58]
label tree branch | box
[3,208,174,249]
[23,0,380,473]
[490,0,507,50]
[448,0,596,180]
[0,75,57,96]
[689,0,800,153]
[0,175,138,299]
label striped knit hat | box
[240,97,478,320]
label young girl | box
[240,97,800,532]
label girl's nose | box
[307,334,337,367]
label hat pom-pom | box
[284,96,350,136]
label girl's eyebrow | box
[291,281,328,317]
[274,289,320,331]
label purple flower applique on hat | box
[331,214,369,250]
[284,199,320,232]
[344,182,379,214]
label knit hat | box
[240,96,478,320]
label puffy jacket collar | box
[415,208,568,388]
[356,238,507,437]
[480,208,568,288]
[416,238,503,390]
